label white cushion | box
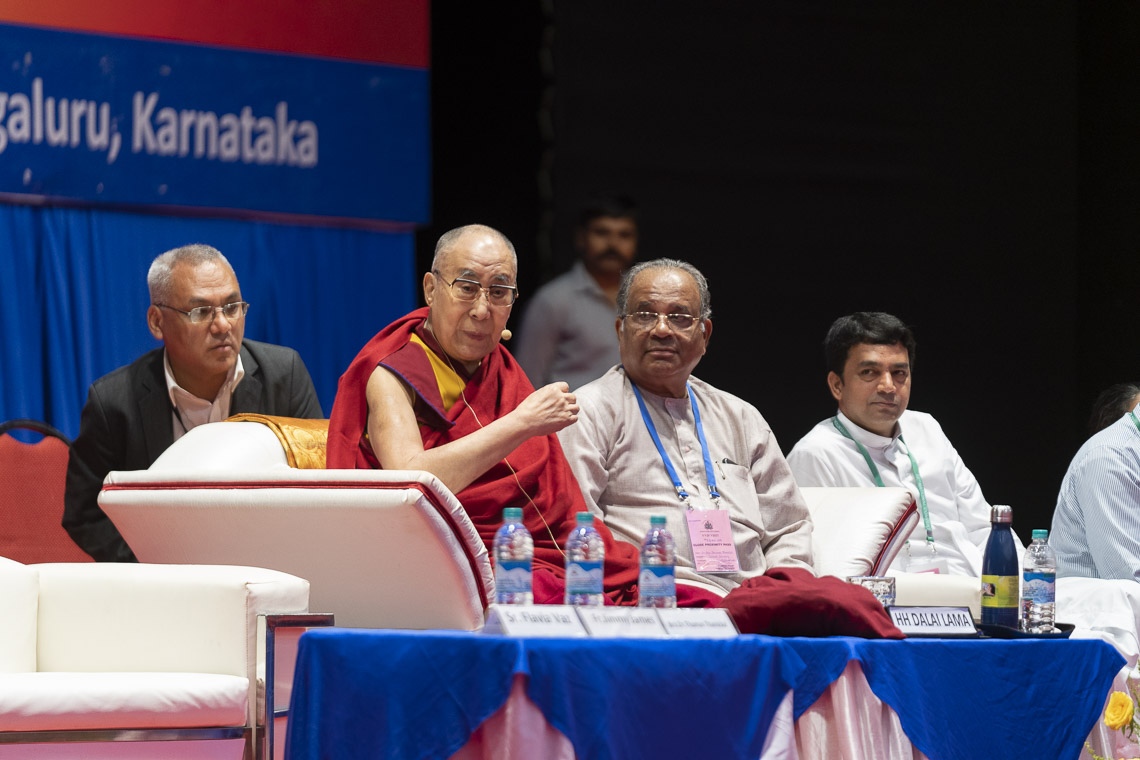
[0,672,247,731]
[0,556,37,673]
[800,486,917,578]
[892,572,982,621]
[148,422,288,471]
[1057,576,1140,665]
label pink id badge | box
[685,509,741,573]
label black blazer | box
[63,339,323,561]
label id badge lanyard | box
[632,383,721,508]
[832,416,935,555]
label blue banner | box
[0,23,429,224]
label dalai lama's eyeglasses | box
[432,270,519,307]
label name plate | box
[482,605,588,637]
[889,606,978,636]
[576,607,669,638]
[656,607,739,638]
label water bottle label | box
[566,560,604,594]
[1021,571,1056,604]
[495,560,532,595]
[980,574,1018,609]
[639,565,676,600]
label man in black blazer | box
[64,244,323,561]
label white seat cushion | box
[0,672,248,731]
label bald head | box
[431,224,518,272]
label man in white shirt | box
[786,311,1017,577]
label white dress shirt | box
[163,350,245,440]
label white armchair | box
[0,556,326,760]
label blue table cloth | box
[781,636,1123,760]
[284,629,1123,760]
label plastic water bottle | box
[639,515,676,608]
[1020,528,1057,633]
[981,504,1019,628]
[493,507,533,605]
[564,512,605,606]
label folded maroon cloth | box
[717,566,905,639]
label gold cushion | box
[225,414,329,469]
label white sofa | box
[0,556,323,760]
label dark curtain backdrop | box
[1,204,416,438]
[548,2,1080,538]
[421,1,1140,535]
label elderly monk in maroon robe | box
[327,224,901,637]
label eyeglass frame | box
[155,301,250,324]
[621,311,702,331]
[431,269,519,306]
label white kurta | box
[786,409,1016,577]
[558,367,814,596]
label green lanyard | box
[1130,411,1140,434]
[831,416,935,552]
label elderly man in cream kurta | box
[557,259,814,597]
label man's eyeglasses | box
[432,270,518,306]
[622,311,699,331]
[156,301,250,324]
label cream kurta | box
[558,366,814,596]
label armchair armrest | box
[0,557,37,673]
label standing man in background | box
[514,193,638,390]
[64,244,323,561]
